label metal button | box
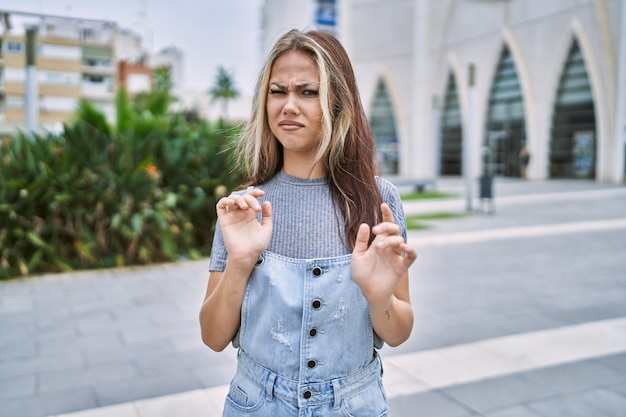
[255,256,264,266]
[307,360,317,369]
[312,299,322,309]
[303,390,312,399]
[309,328,317,337]
[312,266,323,276]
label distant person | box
[199,29,417,416]
[519,146,530,179]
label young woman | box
[200,29,417,416]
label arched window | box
[370,78,399,175]
[550,40,596,179]
[440,72,463,176]
[483,47,526,177]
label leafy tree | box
[209,66,239,122]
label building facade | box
[261,0,626,183]
[0,10,175,136]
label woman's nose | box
[282,93,300,114]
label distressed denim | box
[223,251,388,417]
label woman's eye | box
[303,90,319,96]
[269,89,285,95]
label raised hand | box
[216,188,273,264]
[351,203,417,304]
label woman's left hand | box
[351,203,417,304]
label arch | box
[369,76,400,175]
[549,36,597,179]
[439,70,464,176]
[570,17,608,180]
[482,42,528,177]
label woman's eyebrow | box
[269,81,320,89]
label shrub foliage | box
[0,89,242,279]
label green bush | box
[0,90,242,279]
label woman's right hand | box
[216,188,273,265]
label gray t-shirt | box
[208,170,407,271]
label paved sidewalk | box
[1,178,625,417]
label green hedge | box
[0,92,242,279]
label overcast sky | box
[2,0,264,95]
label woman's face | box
[266,50,323,164]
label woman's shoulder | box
[375,176,400,199]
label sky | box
[2,0,264,95]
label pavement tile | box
[38,359,141,393]
[521,360,626,393]
[92,368,203,406]
[0,373,36,400]
[595,352,626,373]
[482,405,547,417]
[609,381,626,396]
[527,387,626,417]
[193,361,238,388]
[84,339,177,366]
[133,389,214,417]
[388,391,477,417]
[0,348,85,379]
[0,387,97,417]
[133,346,226,376]
[441,373,558,414]
[56,402,138,417]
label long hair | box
[236,29,382,248]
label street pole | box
[465,63,476,212]
[616,1,626,182]
[25,26,39,135]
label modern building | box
[261,0,626,184]
[0,10,173,136]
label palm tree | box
[209,66,239,122]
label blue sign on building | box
[316,0,336,26]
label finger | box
[374,235,406,251]
[216,196,235,215]
[247,188,265,198]
[372,221,400,236]
[260,201,272,227]
[241,193,262,211]
[381,203,395,224]
[353,223,370,255]
[401,245,418,267]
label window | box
[6,95,25,109]
[483,47,526,177]
[550,40,596,179]
[38,44,81,60]
[40,71,81,86]
[39,96,78,112]
[439,72,463,176]
[370,79,399,175]
[5,41,24,54]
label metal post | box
[616,2,626,182]
[465,64,476,212]
[25,26,39,134]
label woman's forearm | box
[199,260,255,351]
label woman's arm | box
[199,189,272,351]
[351,203,417,347]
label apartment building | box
[0,10,155,137]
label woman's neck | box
[282,155,326,179]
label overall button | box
[255,256,264,266]
[307,360,317,369]
[309,328,317,337]
[312,299,322,309]
[303,390,312,399]
[312,266,323,277]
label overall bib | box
[223,251,388,417]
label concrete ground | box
[1,177,625,417]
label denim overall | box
[223,251,388,417]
